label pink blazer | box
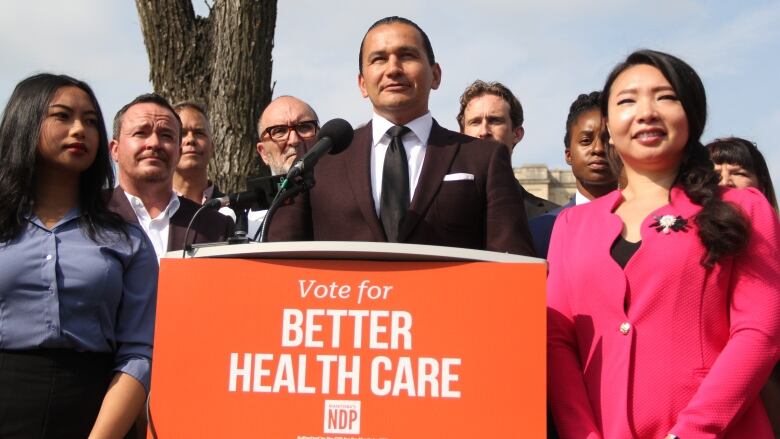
[547,187,780,438]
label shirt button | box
[45,254,53,261]
[620,322,631,335]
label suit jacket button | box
[620,322,631,335]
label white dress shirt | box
[124,191,180,260]
[370,112,432,216]
[575,189,592,206]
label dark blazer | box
[209,182,225,200]
[269,120,535,256]
[107,187,234,252]
[521,184,560,220]
[529,198,574,259]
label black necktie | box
[380,125,411,242]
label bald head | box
[257,96,318,137]
[256,96,320,175]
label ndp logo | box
[323,400,360,434]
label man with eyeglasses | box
[246,96,320,237]
[268,17,534,255]
[257,96,319,176]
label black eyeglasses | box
[263,120,319,141]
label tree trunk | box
[135,0,276,192]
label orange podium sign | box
[151,245,545,438]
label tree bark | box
[135,0,276,192]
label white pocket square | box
[443,173,475,181]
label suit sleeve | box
[267,190,313,242]
[484,144,535,256]
[671,189,780,437]
[223,213,235,241]
[547,208,603,438]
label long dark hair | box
[0,73,126,242]
[601,50,748,267]
[706,137,778,213]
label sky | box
[1,0,778,192]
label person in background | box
[108,93,233,258]
[256,95,319,176]
[707,136,778,212]
[529,91,617,258]
[547,50,780,438]
[0,73,158,438]
[706,136,780,437]
[457,79,559,219]
[172,101,225,204]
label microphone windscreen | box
[317,118,354,155]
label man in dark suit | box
[457,80,559,219]
[109,93,233,258]
[270,17,533,255]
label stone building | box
[514,164,575,206]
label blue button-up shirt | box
[0,209,158,391]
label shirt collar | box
[371,112,433,147]
[203,182,215,202]
[575,189,590,206]
[26,207,81,230]
[175,182,215,204]
[124,190,180,221]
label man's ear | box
[513,126,524,145]
[565,148,573,166]
[256,142,271,165]
[358,73,368,98]
[431,63,442,90]
[109,139,119,161]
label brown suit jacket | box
[107,187,234,252]
[269,121,535,255]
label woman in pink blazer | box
[547,50,780,438]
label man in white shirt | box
[108,93,233,259]
[269,17,534,255]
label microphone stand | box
[228,207,251,244]
[257,169,315,243]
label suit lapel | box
[107,186,140,225]
[168,198,194,250]
[399,121,458,241]
[344,122,386,241]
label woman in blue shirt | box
[0,74,158,438]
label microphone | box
[204,191,256,209]
[285,118,353,179]
[204,175,283,210]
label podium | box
[150,242,546,438]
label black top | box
[611,235,641,269]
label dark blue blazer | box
[529,198,575,259]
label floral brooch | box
[650,215,688,234]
